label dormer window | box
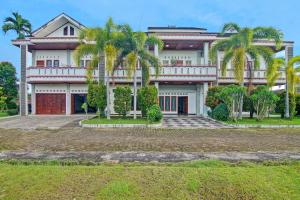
[70,26,74,36]
[63,26,68,36]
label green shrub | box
[87,83,107,117]
[296,95,300,116]
[7,109,18,116]
[138,86,158,117]
[212,103,229,121]
[7,100,17,109]
[275,92,296,118]
[205,86,223,109]
[113,86,132,117]
[147,105,162,123]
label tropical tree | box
[115,24,163,119]
[267,56,300,118]
[2,12,31,39]
[74,17,121,119]
[210,23,283,119]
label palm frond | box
[146,35,164,50]
[126,51,138,78]
[221,23,241,34]
[253,27,283,50]
[232,47,246,84]
[246,47,260,70]
[266,58,284,87]
[253,46,274,67]
[209,39,231,63]
[221,50,234,76]
[73,44,98,66]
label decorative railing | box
[26,65,218,83]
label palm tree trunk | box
[105,55,111,120]
[285,76,290,118]
[133,60,139,119]
[238,81,244,119]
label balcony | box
[26,65,217,83]
[218,69,286,84]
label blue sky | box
[0,0,299,76]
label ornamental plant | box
[87,83,107,118]
[250,86,279,121]
[0,87,7,112]
[113,86,132,117]
[205,86,223,109]
[218,85,246,122]
[147,105,162,123]
[137,86,158,117]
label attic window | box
[63,26,68,35]
[70,26,74,35]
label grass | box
[0,160,299,199]
[0,112,9,118]
[226,116,300,125]
[82,116,157,125]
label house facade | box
[12,13,293,116]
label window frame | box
[63,26,68,36]
[70,26,74,36]
[53,60,60,67]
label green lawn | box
[82,116,156,124]
[226,117,300,125]
[0,112,9,118]
[0,160,299,199]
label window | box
[159,96,164,111]
[165,96,170,111]
[63,26,68,35]
[85,60,91,67]
[80,60,85,68]
[46,60,52,67]
[70,26,74,36]
[171,96,177,111]
[186,60,192,65]
[131,96,140,111]
[54,60,59,67]
[36,60,45,67]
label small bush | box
[7,100,17,109]
[138,86,158,117]
[147,105,162,123]
[275,92,296,118]
[205,86,223,110]
[113,86,132,117]
[7,109,18,116]
[212,103,229,121]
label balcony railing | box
[26,65,218,83]
[218,69,286,84]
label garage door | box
[36,94,66,114]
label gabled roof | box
[31,13,86,37]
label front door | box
[178,96,188,115]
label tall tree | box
[2,12,31,39]
[267,56,300,118]
[0,62,18,107]
[74,17,121,119]
[210,23,283,119]
[115,24,163,119]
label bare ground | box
[0,127,300,152]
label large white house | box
[12,13,293,116]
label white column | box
[154,81,159,94]
[67,49,71,66]
[31,84,36,115]
[154,44,159,57]
[204,42,209,65]
[216,50,221,85]
[66,84,71,115]
[20,44,28,116]
[196,84,201,116]
[203,82,208,116]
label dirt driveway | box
[1,127,300,152]
[0,115,85,129]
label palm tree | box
[2,12,31,39]
[210,23,283,119]
[74,17,121,119]
[267,56,300,118]
[115,24,163,119]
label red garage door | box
[36,94,66,114]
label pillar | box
[66,84,71,115]
[216,50,221,86]
[31,84,36,115]
[203,82,208,116]
[204,42,209,65]
[196,84,201,116]
[154,81,159,94]
[154,44,159,57]
[67,49,71,66]
[20,44,28,116]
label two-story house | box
[12,13,293,116]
